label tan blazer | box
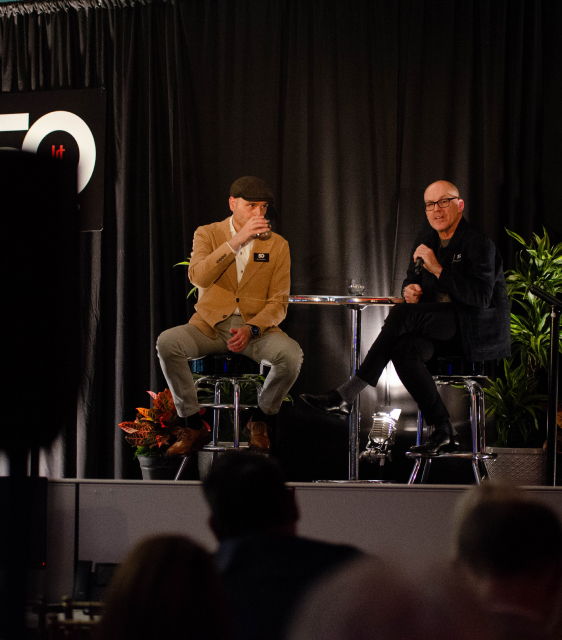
[188,217,290,338]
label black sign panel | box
[0,88,106,231]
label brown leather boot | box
[166,425,211,457]
[244,419,271,453]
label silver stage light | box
[359,408,401,464]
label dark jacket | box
[402,217,511,361]
[215,533,361,640]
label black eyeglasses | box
[425,197,459,211]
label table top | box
[289,295,401,305]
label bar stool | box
[174,354,264,480]
[406,357,496,484]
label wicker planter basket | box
[484,447,547,486]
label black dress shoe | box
[408,428,459,455]
[300,390,352,415]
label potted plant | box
[119,389,198,480]
[483,228,562,484]
[119,379,287,479]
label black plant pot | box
[137,455,180,480]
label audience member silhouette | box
[94,534,232,640]
[452,483,562,640]
[202,451,361,640]
[287,555,495,640]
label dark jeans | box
[357,302,460,426]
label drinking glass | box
[348,279,365,296]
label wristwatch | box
[245,324,261,339]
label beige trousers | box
[156,316,303,417]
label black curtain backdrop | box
[1,0,560,479]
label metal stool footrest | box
[193,375,263,449]
[202,441,250,452]
[408,373,488,485]
[175,357,263,480]
[199,403,258,410]
[406,451,497,460]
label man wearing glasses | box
[301,180,510,455]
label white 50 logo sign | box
[0,111,96,193]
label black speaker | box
[0,477,48,570]
[90,563,119,601]
[73,560,93,601]
[0,150,78,455]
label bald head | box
[424,180,464,239]
[424,180,459,200]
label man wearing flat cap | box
[157,176,302,455]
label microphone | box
[414,257,424,275]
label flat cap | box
[230,176,275,203]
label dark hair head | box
[454,486,562,578]
[230,176,274,203]
[202,451,296,537]
[95,534,231,640]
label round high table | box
[289,295,398,481]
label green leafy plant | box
[505,228,562,299]
[484,228,561,447]
[505,228,562,377]
[175,258,198,299]
[484,361,547,447]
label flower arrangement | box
[119,389,184,458]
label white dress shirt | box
[227,216,254,314]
